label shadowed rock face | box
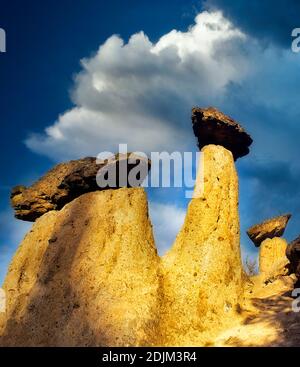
[11,154,150,222]
[286,236,300,286]
[247,214,291,247]
[192,107,253,160]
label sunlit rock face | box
[259,237,289,275]
[6,106,299,347]
[160,145,245,346]
[0,188,161,346]
[0,145,248,347]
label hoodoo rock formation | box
[247,214,291,247]
[161,144,245,345]
[159,107,253,345]
[0,188,161,346]
[2,106,299,346]
[247,215,291,276]
[11,154,150,222]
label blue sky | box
[1,0,300,282]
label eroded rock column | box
[160,107,253,346]
[260,238,288,274]
[0,188,161,346]
[247,214,291,277]
[161,144,245,346]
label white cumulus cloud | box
[26,11,249,161]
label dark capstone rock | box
[11,154,150,222]
[247,214,292,247]
[286,236,300,287]
[192,107,253,160]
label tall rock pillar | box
[161,107,252,346]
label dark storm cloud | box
[217,56,300,246]
[206,0,300,47]
[241,160,300,209]
[239,159,300,242]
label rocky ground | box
[215,276,300,346]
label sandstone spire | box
[160,107,251,345]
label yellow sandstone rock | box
[160,145,245,346]
[3,106,299,346]
[0,145,246,347]
[0,188,161,346]
[259,237,289,275]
